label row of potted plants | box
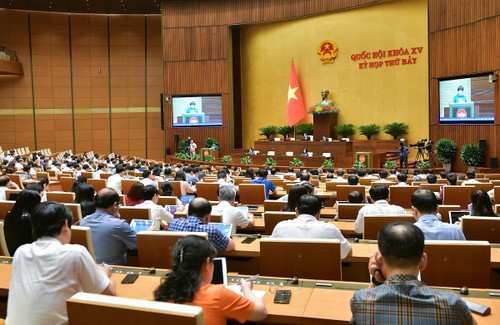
[435,138,483,171]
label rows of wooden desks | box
[1,259,500,324]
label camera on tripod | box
[410,139,427,148]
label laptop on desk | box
[209,222,233,238]
[448,210,469,224]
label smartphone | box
[121,274,139,284]
[241,237,256,244]
[273,290,292,304]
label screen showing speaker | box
[438,74,494,124]
[172,95,223,127]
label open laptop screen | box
[209,222,233,238]
[448,210,469,224]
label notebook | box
[209,222,233,238]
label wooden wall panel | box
[164,26,228,61]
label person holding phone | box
[154,235,267,325]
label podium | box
[182,113,205,124]
[313,113,338,140]
[449,102,474,118]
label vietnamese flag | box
[286,59,306,126]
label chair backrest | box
[0,200,16,220]
[263,200,287,211]
[5,189,22,200]
[422,240,490,288]
[36,171,50,180]
[260,238,342,280]
[461,216,500,243]
[263,211,296,235]
[121,179,138,196]
[64,203,83,223]
[238,184,266,205]
[118,206,152,224]
[359,178,373,186]
[196,182,220,201]
[157,196,178,206]
[169,181,182,199]
[363,214,415,240]
[81,171,94,179]
[485,173,500,180]
[336,203,367,220]
[70,225,96,260]
[388,186,419,209]
[336,185,365,202]
[88,179,107,193]
[0,220,11,257]
[46,191,76,203]
[137,231,208,268]
[442,186,475,209]
[470,182,494,193]
[60,177,77,192]
[284,183,296,193]
[436,204,461,223]
[67,292,204,325]
[325,181,347,191]
[209,214,222,223]
[100,172,113,180]
[7,174,24,190]
[419,183,442,192]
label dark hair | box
[283,184,308,212]
[142,185,159,201]
[302,182,315,195]
[457,85,464,91]
[127,181,145,200]
[257,169,268,178]
[296,194,322,216]
[378,222,424,268]
[75,183,95,203]
[154,235,217,303]
[160,181,174,196]
[465,170,476,180]
[426,173,437,184]
[95,188,120,209]
[470,190,497,217]
[115,165,125,174]
[347,175,359,185]
[298,172,310,182]
[38,177,49,187]
[348,190,364,203]
[175,170,187,181]
[369,186,389,201]
[24,182,43,194]
[446,173,457,185]
[143,169,152,178]
[411,189,438,214]
[244,168,255,179]
[187,198,212,219]
[379,170,388,179]
[31,202,73,240]
[397,173,408,183]
[4,190,42,255]
[0,176,10,186]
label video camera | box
[410,139,427,148]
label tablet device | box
[210,257,228,286]
[130,219,154,233]
[237,206,249,216]
[209,222,233,238]
[180,194,196,205]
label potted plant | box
[435,138,457,172]
[335,124,356,139]
[174,152,189,159]
[265,157,277,166]
[295,123,314,138]
[358,124,380,140]
[276,125,294,139]
[460,143,483,171]
[290,157,304,167]
[222,155,232,164]
[383,160,397,169]
[383,122,408,140]
[204,155,216,162]
[258,125,278,140]
[192,153,202,161]
[322,158,334,169]
[353,160,366,169]
[203,137,217,148]
[417,160,431,171]
[241,156,252,165]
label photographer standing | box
[398,139,409,168]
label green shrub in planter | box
[460,143,483,167]
[322,159,334,169]
[435,138,457,164]
[222,155,232,163]
[241,156,252,165]
[383,160,397,169]
[258,125,278,140]
[358,124,380,140]
[290,157,304,167]
[383,122,408,140]
[265,157,277,166]
[335,124,356,138]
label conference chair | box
[121,179,137,195]
[70,225,96,260]
[371,181,396,188]
[336,185,365,202]
[471,182,494,192]
[81,172,93,179]
[99,172,113,180]
[263,211,296,235]
[325,181,347,191]
[232,176,246,186]
[7,174,24,190]
[442,186,475,209]
[0,201,15,220]
[436,204,461,224]
[419,183,442,192]
[209,214,222,223]
[202,177,217,183]
[461,217,500,243]
[284,183,296,193]
[118,206,151,224]
[64,203,83,223]
[336,202,367,220]
[238,184,266,205]
[263,200,287,211]
[88,179,107,193]
[421,240,490,288]
[67,292,204,325]
[260,238,342,280]
[359,178,373,186]
[60,177,76,192]
[388,186,419,209]
[196,182,219,201]
[4,189,21,200]
[157,196,179,206]
[46,191,76,203]
[169,181,182,199]
[485,173,500,180]
[363,214,415,240]
[0,220,10,257]
[137,231,208,269]
[36,171,50,180]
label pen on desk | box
[239,274,260,285]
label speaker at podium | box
[182,113,206,124]
[449,102,474,118]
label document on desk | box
[227,284,266,298]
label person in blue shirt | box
[250,169,276,199]
[453,85,467,103]
[411,189,466,240]
[186,101,199,113]
[398,139,409,168]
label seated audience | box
[348,190,364,204]
[174,170,197,195]
[469,189,497,217]
[212,185,254,235]
[396,173,408,186]
[412,189,466,240]
[347,175,359,185]
[135,185,173,223]
[350,222,472,324]
[0,175,20,200]
[282,184,308,212]
[271,195,352,258]
[4,190,41,255]
[154,235,267,324]
[125,181,145,206]
[250,169,276,199]
[74,183,97,218]
[141,169,158,189]
[106,165,125,194]
[7,202,116,324]
[69,175,87,193]
[426,173,437,184]
[462,170,480,186]
[355,186,406,234]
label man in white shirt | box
[212,185,254,235]
[6,201,116,324]
[355,186,406,234]
[271,194,352,259]
[107,165,125,194]
[140,169,158,189]
[461,170,481,186]
[0,175,21,200]
[135,185,173,223]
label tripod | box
[414,146,426,167]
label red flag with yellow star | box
[286,59,306,126]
